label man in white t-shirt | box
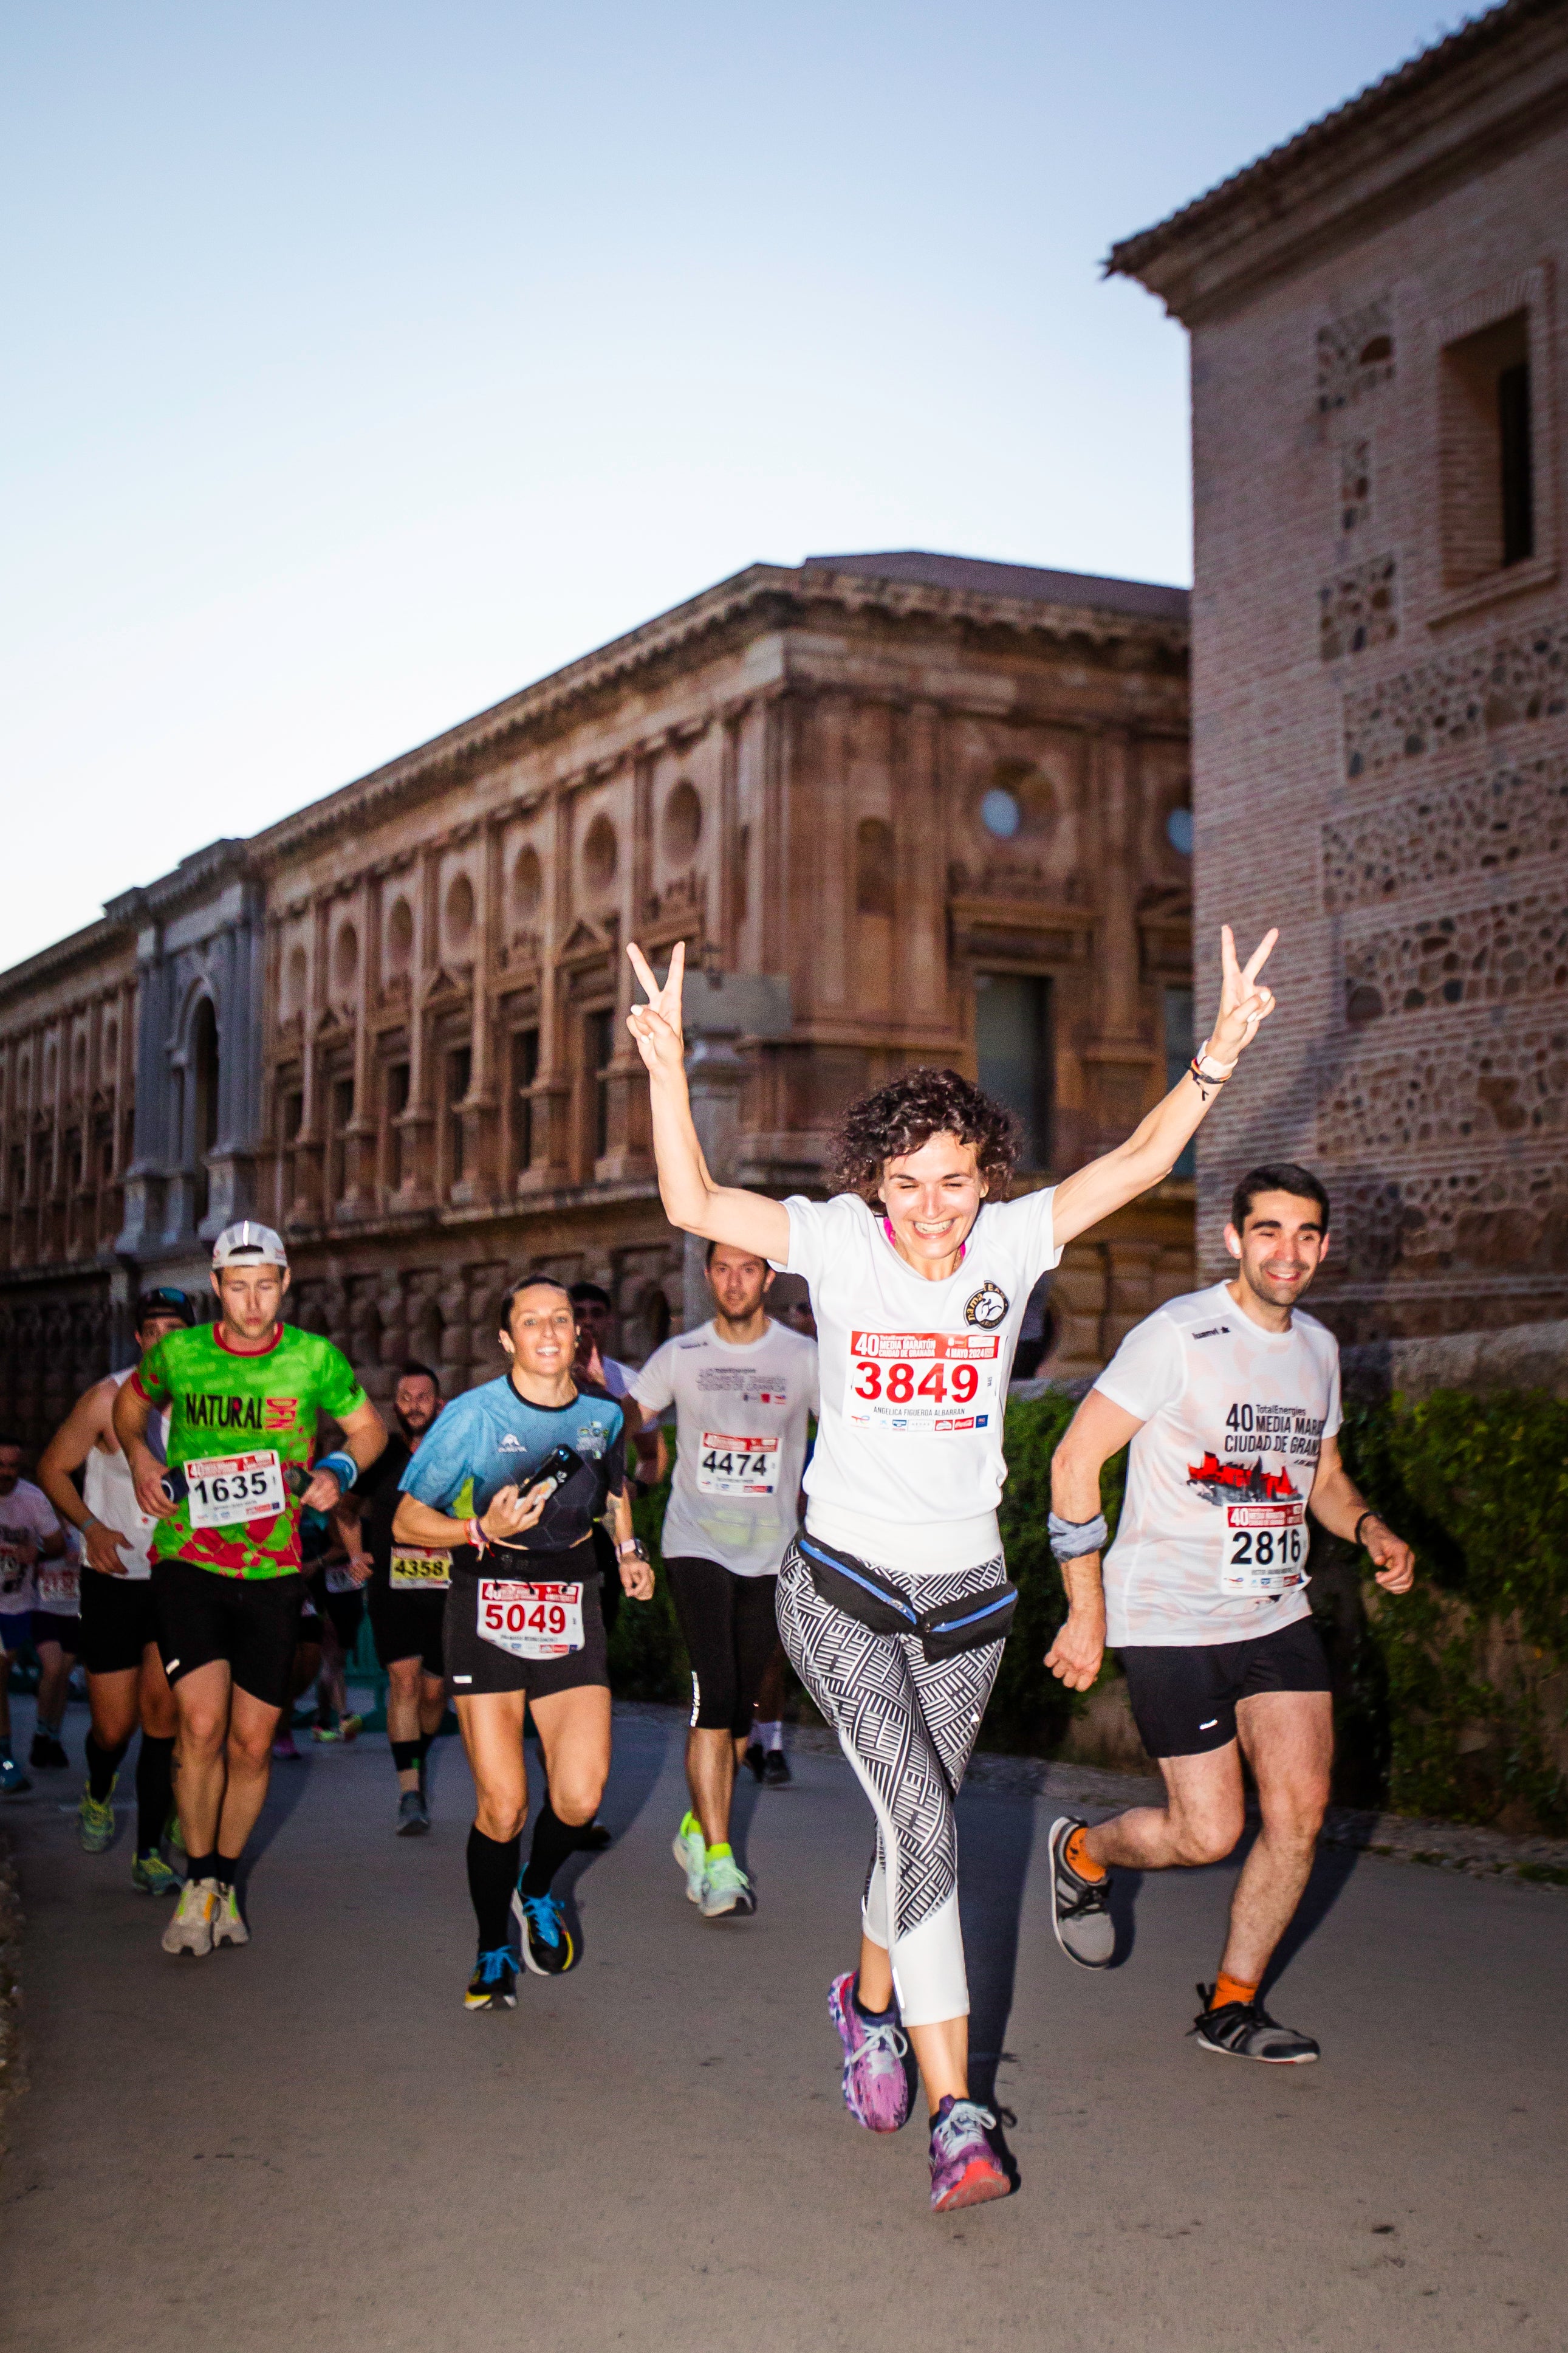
[630,1240,818,1920]
[0,1439,66,1797]
[1043,1164,1416,2064]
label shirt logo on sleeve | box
[965,1282,1009,1330]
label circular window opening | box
[980,788,1021,840]
[1166,806,1194,857]
[386,897,414,972]
[583,814,618,892]
[663,781,702,863]
[333,922,359,991]
[445,873,476,953]
[512,846,543,921]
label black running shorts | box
[1120,1613,1332,1760]
[30,1609,80,1651]
[367,1579,447,1679]
[152,1557,307,1711]
[664,1554,781,1737]
[78,1570,160,1677]
[443,1541,608,1702]
[306,1570,366,1655]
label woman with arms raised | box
[625,924,1276,2215]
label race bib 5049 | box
[476,1578,584,1660]
[843,1331,1001,1435]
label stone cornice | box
[103,838,257,930]
[0,916,134,1014]
[245,561,1188,871]
[1108,0,1568,324]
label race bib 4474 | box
[843,1331,1001,1435]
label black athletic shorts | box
[306,1570,366,1654]
[664,1554,781,1737]
[78,1571,160,1677]
[443,1539,608,1702]
[367,1578,447,1680]
[30,1609,80,1651]
[152,1557,308,1712]
[1120,1613,1332,1760]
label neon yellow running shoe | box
[672,1809,706,1903]
[78,1777,117,1853]
[132,1851,184,1897]
[164,1807,186,1854]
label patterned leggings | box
[775,1541,1007,2027]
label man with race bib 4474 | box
[630,1238,818,1922]
[625,924,1279,2215]
[114,1223,386,1957]
[1042,1164,1415,2064]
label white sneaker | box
[671,1811,706,1903]
[699,1852,756,1918]
[211,1884,250,1948]
[163,1877,219,1956]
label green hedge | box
[607,1389,1568,1832]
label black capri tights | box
[664,1556,781,1738]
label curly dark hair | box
[829,1067,1022,1202]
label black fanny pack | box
[797,1533,1017,1662]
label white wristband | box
[1196,1037,1237,1080]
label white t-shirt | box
[630,1319,819,1579]
[780,1188,1060,1574]
[81,1367,169,1581]
[0,1477,63,1618]
[1094,1281,1342,1649]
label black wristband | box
[1353,1510,1379,1550]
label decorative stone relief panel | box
[1339,438,1371,534]
[1320,552,1397,660]
[1324,1022,1568,1155]
[1316,299,1394,411]
[1323,754,1568,910]
[1332,1164,1568,1286]
[1344,896,1568,1026]
[1343,613,1568,780]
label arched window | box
[191,998,219,1225]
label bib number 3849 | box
[477,1579,584,1660]
[1221,1503,1307,1596]
[843,1332,1001,1435]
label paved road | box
[2,1697,1564,2353]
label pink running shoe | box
[271,1731,301,1761]
[928,2096,1009,2212]
[827,1971,916,2133]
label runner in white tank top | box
[625,922,1281,2217]
[1044,1166,1416,2068]
[37,1289,195,1889]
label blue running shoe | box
[0,1755,33,1800]
[512,1887,577,1976]
[465,1946,517,2010]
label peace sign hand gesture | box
[1207,924,1278,1067]
[626,939,686,1077]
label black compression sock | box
[390,1738,420,1773]
[467,1825,522,1950]
[86,1732,129,1802]
[519,1799,580,1897]
[187,1852,217,1884]
[416,1730,433,1789]
[135,1734,176,1855]
[216,1853,242,1889]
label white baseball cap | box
[211,1221,289,1270]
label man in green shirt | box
[114,1221,386,1957]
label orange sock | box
[1212,1970,1258,2011]
[1064,1825,1107,1883]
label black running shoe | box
[465,1946,516,2010]
[762,1749,792,1787]
[1047,1815,1114,1968]
[1191,1984,1320,2064]
[577,1820,613,1852]
[512,1888,577,1975]
[30,1733,69,1771]
[743,1742,765,1783]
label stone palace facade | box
[0,549,1194,1445]
[1112,0,1568,1362]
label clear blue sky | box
[2,1,1464,964]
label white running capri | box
[775,1541,1007,2028]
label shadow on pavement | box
[957,1785,1036,2114]
[1260,1831,1364,1996]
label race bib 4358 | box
[843,1331,1001,1435]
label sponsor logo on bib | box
[965,1282,1009,1330]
